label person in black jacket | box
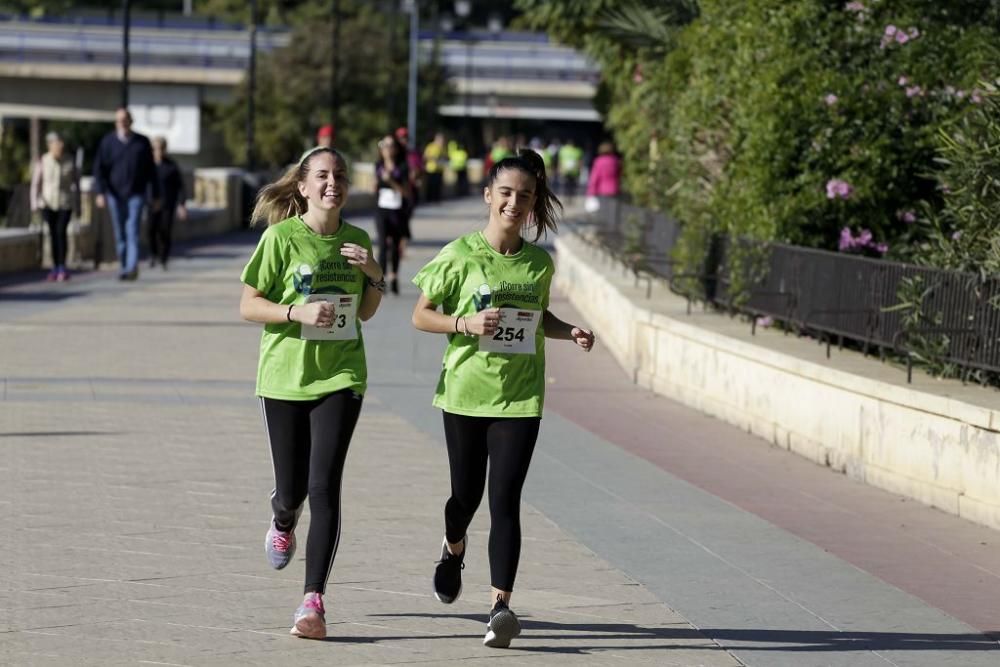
[93,107,160,280]
[149,137,187,270]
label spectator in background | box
[585,141,622,212]
[395,126,424,208]
[374,133,411,295]
[448,140,469,197]
[93,107,160,281]
[149,137,188,270]
[316,123,335,149]
[30,131,79,282]
[557,139,583,203]
[423,132,447,203]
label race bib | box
[300,294,359,341]
[377,187,403,210]
[479,308,540,354]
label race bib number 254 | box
[479,308,540,354]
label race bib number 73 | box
[300,294,359,341]
[479,308,540,354]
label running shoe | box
[484,595,521,648]
[290,592,326,639]
[265,519,296,570]
[433,535,466,603]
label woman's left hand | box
[571,326,595,352]
[341,243,381,280]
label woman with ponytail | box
[411,148,596,648]
[239,147,385,639]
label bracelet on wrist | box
[454,316,460,333]
[367,276,387,293]
[286,304,295,322]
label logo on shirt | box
[293,264,315,295]
[473,284,492,311]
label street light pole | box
[406,0,418,143]
[331,0,340,135]
[121,0,131,108]
[247,0,257,171]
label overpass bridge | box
[0,15,600,160]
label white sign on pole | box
[129,84,201,155]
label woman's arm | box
[412,293,500,336]
[340,243,384,321]
[240,283,332,327]
[543,309,595,351]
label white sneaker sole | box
[483,609,521,648]
[290,611,326,640]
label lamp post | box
[120,0,131,108]
[246,0,257,171]
[405,0,419,143]
[331,0,341,134]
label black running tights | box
[442,412,540,592]
[261,390,362,594]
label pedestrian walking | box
[423,132,447,203]
[375,133,412,295]
[30,131,79,281]
[411,148,596,649]
[148,137,188,270]
[92,107,160,280]
[584,141,622,213]
[556,139,583,203]
[239,146,386,640]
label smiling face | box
[297,151,349,213]
[484,167,537,233]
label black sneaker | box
[433,535,466,603]
[484,594,521,648]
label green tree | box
[218,0,451,168]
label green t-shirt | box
[412,231,554,418]
[241,215,372,400]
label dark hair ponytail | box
[486,147,563,241]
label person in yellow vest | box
[448,140,469,197]
[30,131,80,281]
[557,139,583,203]
[423,132,447,203]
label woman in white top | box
[30,132,79,281]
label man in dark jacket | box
[93,107,160,280]
[149,136,187,270]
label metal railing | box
[577,200,1000,382]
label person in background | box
[93,107,160,281]
[395,126,424,209]
[374,134,412,295]
[448,140,469,197]
[30,131,79,282]
[316,124,335,149]
[423,132,447,203]
[557,139,583,204]
[585,141,622,212]
[148,137,188,270]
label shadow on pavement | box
[369,613,1000,653]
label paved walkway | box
[1,198,998,666]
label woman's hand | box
[571,326,595,352]
[463,308,501,336]
[341,243,382,280]
[294,300,335,328]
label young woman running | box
[411,148,595,648]
[239,147,385,639]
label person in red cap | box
[316,124,335,149]
[395,127,423,206]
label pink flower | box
[956,89,967,99]
[897,210,917,224]
[897,76,909,86]
[839,227,855,251]
[884,24,898,37]
[895,31,910,44]
[826,178,854,200]
[845,1,866,11]
[875,243,889,255]
[824,93,839,106]
[908,27,920,39]
[952,231,962,241]
[905,86,924,98]
[856,228,873,246]
[971,90,983,104]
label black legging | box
[260,390,363,594]
[375,208,405,275]
[442,412,540,592]
[149,206,176,264]
[42,208,71,268]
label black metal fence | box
[578,200,1000,382]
